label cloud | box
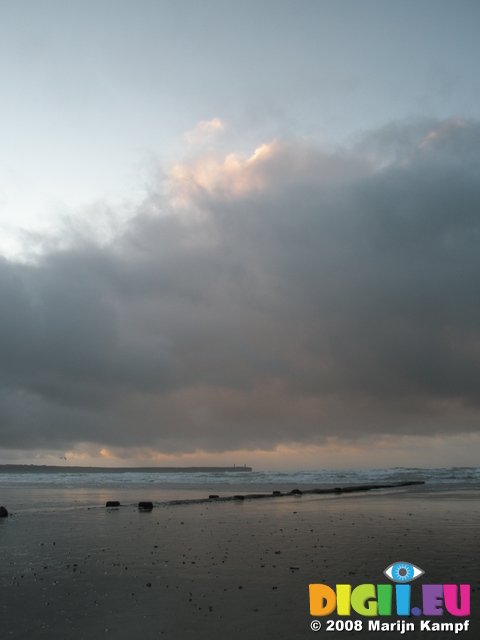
[183,117,225,145]
[1,118,480,457]
[170,138,370,199]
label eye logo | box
[384,561,424,583]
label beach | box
[1,482,478,639]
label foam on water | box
[2,466,479,489]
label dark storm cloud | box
[1,119,480,453]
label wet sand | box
[1,487,479,639]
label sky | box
[1,1,480,470]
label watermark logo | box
[309,562,470,634]
[384,561,424,583]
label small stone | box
[106,501,120,508]
[0,506,9,517]
[138,502,153,511]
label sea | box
[1,466,479,514]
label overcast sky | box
[1,1,479,469]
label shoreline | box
[1,480,426,516]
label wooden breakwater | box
[157,480,425,507]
